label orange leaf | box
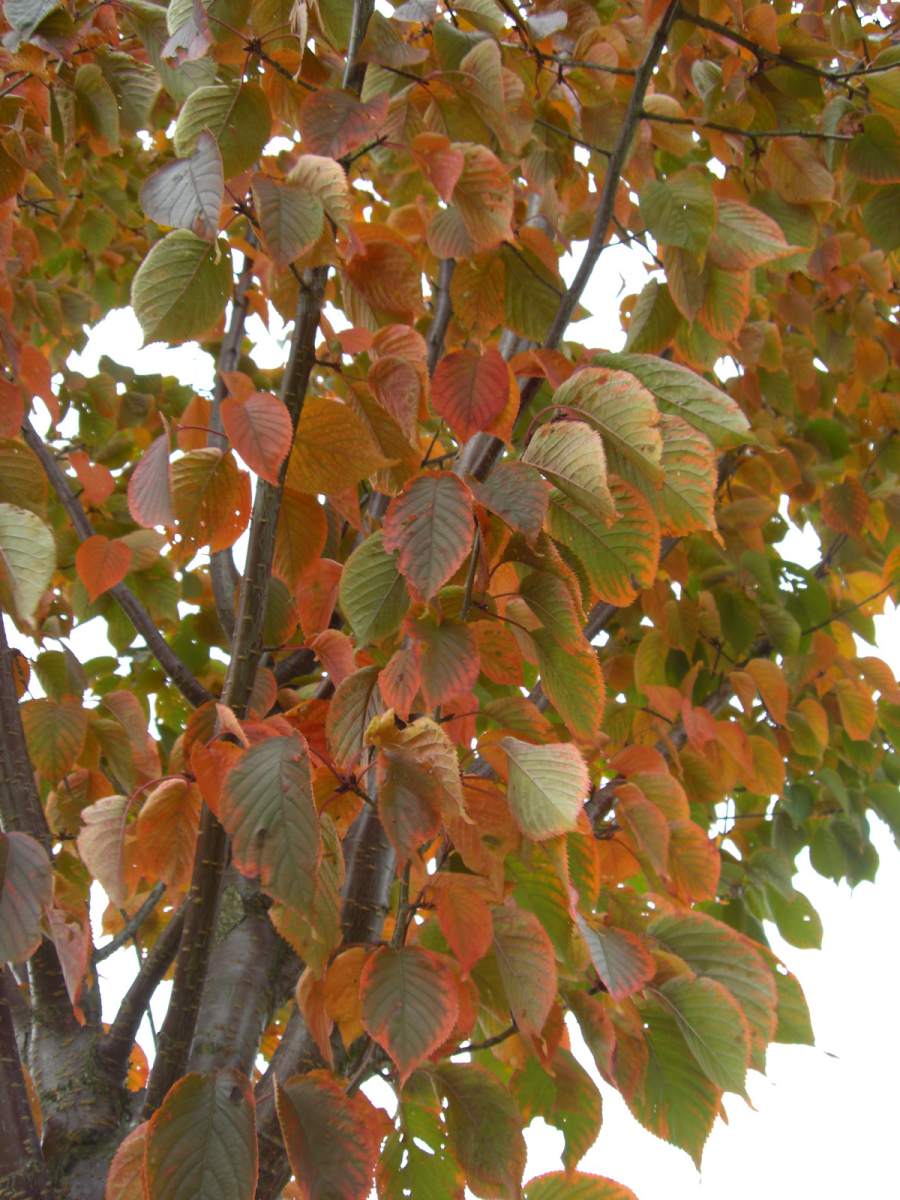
[69,450,115,507]
[221,391,293,484]
[19,345,58,421]
[432,874,494,977]
[299,89,389,160]
[746,658,789,725]
[127,431,174,529]
[75,535,133,602]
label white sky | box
[10,239,899,1197]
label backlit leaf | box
[502,736,589,840]
[171,448,250,552]
[132,231,232,345]
[128,433,175,529]
[252,174,325,266]
[287,396,389,494]
[522,420,616,523]
[525,1172,638,1200]
[174,82,271,178]
[0,503,56,622]
[576,916,655,1001]
[431,347,513,442]
[437,1063,527,1198]
[75,535,133,602]
[551,368,663,485]
[22,697,88,781]
[221,391,292,485]
[659,975,750,1097]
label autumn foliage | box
[1,0,899,1198]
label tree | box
[1,0,898,1195]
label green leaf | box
[771,963,815,1045]
[639,170,714,259]
[658,975,750,1096]
[592,353,751,449]
[382,471,474,602]
[469,460,549,540]
[522,420,616,522]
[140,131,224,242]
[525,1172,638,1200]
[624,280,680,354]
[436,1063,527,1198]
[360,946,459,1083]
[649,912,777,1060]
[490,897,557,1039]
[0,832,52,963]
[551,368,663,484]
[513,1048,602,1172]
[628,993,720,1167]
[546,478,660,609]
[145,1069,257,1200]
[0,502,56,623]
[532,630,605,742]
[217,734,320,910]
[174,83,271,178]
[74,63,120,149]
[131,231,232,345]
[339,532,409,645]
[658,414,717,535]
[576,916,655,1001]
[275,1070,379,1200]
[21,697,88,781]
[252,174,325,266]
[862,185,900,252]
[519,569,583,646]
[326,665,383,771]
[2,0,61,50]
[501,736,589,840]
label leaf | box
[657,414,717,535]
[75,63,120,151]
[576,916,655,1001]
[174,82,271,178]
[339,532,409,645]
[502,736,589,840]
[140,130,224,241]
[274,489,327,588]
[627,992,720,1166]
[519,570,583,647]
[524,1172,638,1200]
[75,535,133,602]
[145,1069,257,1200]
[128,433,174,528]
[649,912,777,1056]
[2,0,61,50]
[551,368,663,485]
[252,174,325,266]
[105,1123,148,1200]
[522,420,617,523]
[533,630,606,742]
[0,503,56,622]
[765,136,835,205]
[707,199,795,269]
[299,89,389,159]
[288,154,352,229]
[131,231,232,345]
[77,794,135,906]
[547,478,660,608]
[171,448,250,552]
[432,874,493,977]
[513,1048,602,1173]
[275,1070,381,1200]
[469,461,549,540]
[360,946,459,1082]
[436,1063,527,1198]
[490,898,557,1039]
[21,697,88,780]
[0,831,52,963]
[221,391,292,485]
[217,734,321,910]
[431,347,513,442]
[382,471,474,602]
[134,778,202,892]
[659,975,751,1097]
[745,657,789,725]
[287,395,389,494]
[592,353,751,448]
[0,437,47,514]
[326,665,383,771]
[412,617,479,709]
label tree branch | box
[0,969,52,1200]
[20,420,211,708]
[640,110,852,141]
[426,258,455,375]
[94,883,166,963]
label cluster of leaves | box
[1,0,899,1198]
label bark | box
[0,970,52,1200]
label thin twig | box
[94,883,167,963]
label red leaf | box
[275,1070,382,1200]
[0,377,25,437]
[128,431,174,528]
[490,898,557,1042]
[431,347,512,442]
[221,391,293,485]
[412,132,465,202]
[576,916,656,1001]
[310,628,356,687]
[299,90,389,160]
[296,558,341,637]
[382,471,474,601]
[360,946,460,1082]
[378,646,420,721]
[75,535,133,602]
[19,345,58,421]
[432,874,493,977]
